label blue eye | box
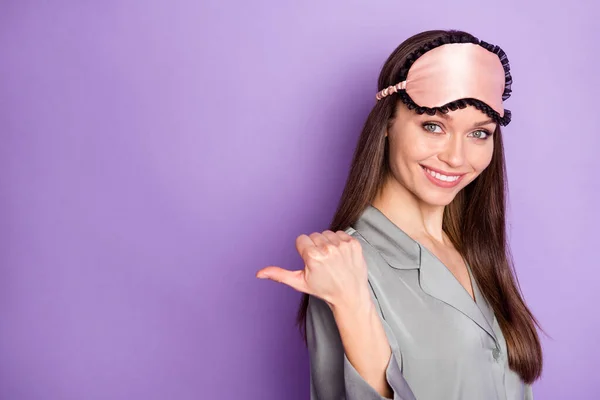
[422,123,443,134]
[469,130,491,140]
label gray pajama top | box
[306,204,533,400]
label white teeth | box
[425,167,459,182]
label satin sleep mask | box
[376,39,513,126]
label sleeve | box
[524,384,533,400]
[306,290,417,400]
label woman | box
[256,29,543,400]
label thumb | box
[256,266,310,294]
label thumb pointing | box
[256,266,309,294]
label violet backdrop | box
[1,1,598,399]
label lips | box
[420,164,465,177]
[420,165,466,188]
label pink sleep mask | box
[376,41,512,125]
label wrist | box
[329,289,374,316]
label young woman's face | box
[386,102,498,206]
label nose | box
[438,134,465,168]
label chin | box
[415,189,460,207]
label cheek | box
[468,145,494,172]
[394,134,437,162]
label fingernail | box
[256,274,268,279]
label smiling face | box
[385,102,498,206]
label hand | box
[256,230,371,310]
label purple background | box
[1,1,598,399]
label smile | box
[420,165,466,188]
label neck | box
[371,175,448,245]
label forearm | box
[330,298,394,399]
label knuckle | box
[349,237,363,251]
[322,243,337,255]
[296,233,307,241]
[304,246,322,260]
[295,233,308,246]
[335,230,348,238]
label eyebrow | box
[471,119,496,128]
[429,113,496,128]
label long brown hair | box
[296,29,543,383]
